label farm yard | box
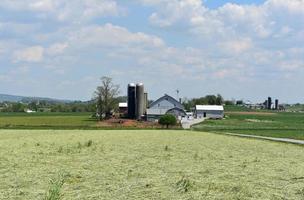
[1,130,304,200]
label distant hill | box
[0,94,73,103]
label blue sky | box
[0,0,303,103]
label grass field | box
[0,112,96,129]
[1,130,304,199]
[193,112,304,140]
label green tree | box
[11,103,25,112]
[28,101,38,111]
[215,94,224,105]
[94,76,120,121]
[159,114,177,129]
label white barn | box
[195,105,224,119]
[147,94,186,122]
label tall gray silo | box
[128,83,136,119]
[136,83,144,119]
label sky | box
[0,0,303,103]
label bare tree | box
[94,76,120,120]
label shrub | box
[159,114,177,129]
[86,140,93,147]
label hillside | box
[0,93,73,103]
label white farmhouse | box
[194,105,224,119]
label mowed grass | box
[0,113,96,129]
[194,112,304,140]
[1,130,304,199]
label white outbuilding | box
[194,105,224,119]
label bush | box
[159,114,177,129]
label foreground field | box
[194,112,304,140]
[0,130,304,199]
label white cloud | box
[46,43,68,56]
[0,0,124,22]
[219,38,254,54]
[67,23,165,48]
[29,0,55,12]
[13,46,44,63]
[140,0,304,40]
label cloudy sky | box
[0,0,303,103]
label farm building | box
[194,105,224,119]
[147,94,186,122]
[118,102,128,115]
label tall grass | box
[44,172,68,200]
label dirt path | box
[223,133,304,145]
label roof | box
[119,102,128,108]
[149,94,184,109]
[195,105,224,111]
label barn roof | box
[149,94,184,109]
[195,105,224,111]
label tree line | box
[0,101,96,113]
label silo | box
[275,99,279,110]
[268,97,272,110]
[264,100,268,109]
[136,83,144,119]
[128,83,136,119]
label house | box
[147,94,186,122]
[194,105,224,119]
[25,109,36,113]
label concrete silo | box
[128,83,136,119]
[136,83,144,119]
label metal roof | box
[119,103,128,108]
[149,94,184,109]
[195,105,224,111]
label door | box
[204,112,206,118]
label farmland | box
[0,112,96,129]
[1,129,304,199]
[193,111,304,140]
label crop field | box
[1,130,304,199]
[0,113,96,129]
[193,112,304,140]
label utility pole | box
[176,89,180,102]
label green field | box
[1,111,304,140]
[0,130,304,199]
[193,112,304,140]
[0,112,96,129]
